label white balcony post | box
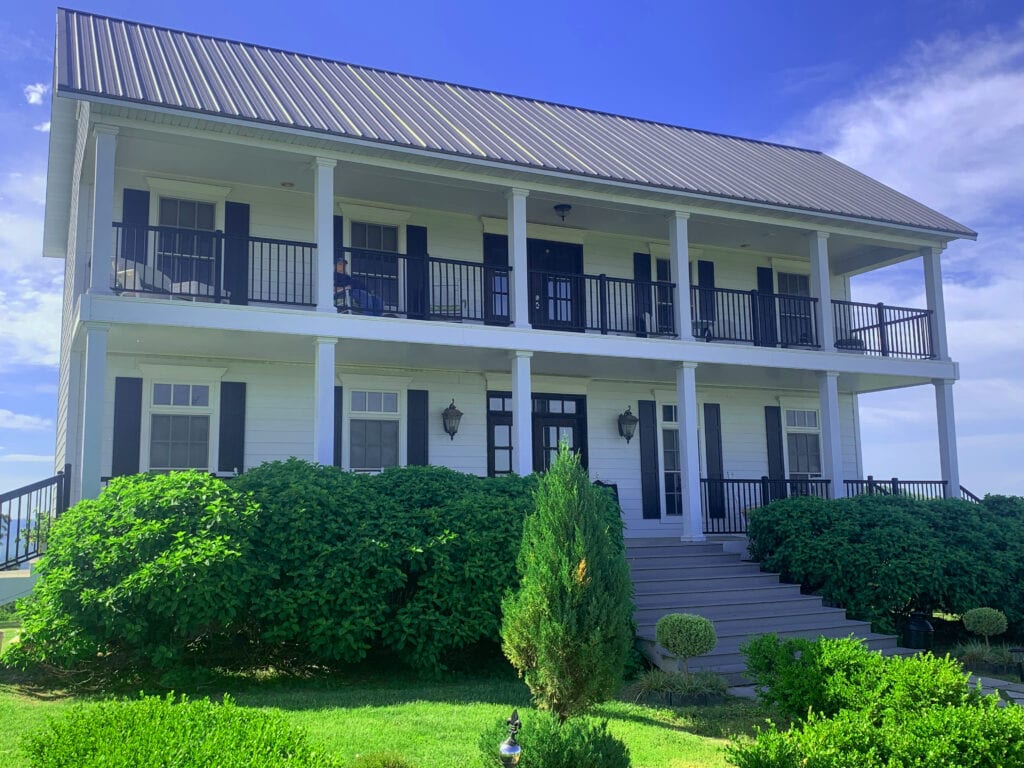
[934,378,961,496]
[314,158,337,313]
[313,337,337,465]
[79,323,109,500]
[676,362,704,541]
[669,212,691,339]
[507,188,530,328]
[809,231,834,350]
[922,246,950,360]
[511,350,533,475]
[89,125,118,295]
[818,370,845,498]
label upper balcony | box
[107,221,936,360]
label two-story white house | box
[42,8,974,542]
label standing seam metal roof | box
[54,7,975,238]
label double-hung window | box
[784,408,822,481]
[349,390,400,472]
[149,382,212,472]
[777,272,814,346]
[158,197,217,284]
[350,222,400,312]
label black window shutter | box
[333,386,344,468]
[755,266,777,346]
[333,215,345,259]
[638,399,660,519]
[121,188,150,265]
[697,259,716,322]
[407,389,429,466]
[483,233,510,326]
[218,382,246,473]
[406,225,429,320]
[633,252,652,337]
[764,405,787,502]
[704,403,725,518]
[111,377,143,476]
[224,202,250,306]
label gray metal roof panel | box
[55,8,975,238]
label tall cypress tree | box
[501,442,634,720]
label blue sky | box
[0,1,1021,494]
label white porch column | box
[809,231,835,350]
[79,324,109,500]
[818,370,845,498]
[89,125,118,295]
[676,362,704,541]
[313,337,337,465]
[934,378,961,497]
[314,158,337,312]
[922,246,950,360]
[669,212,691,340]
[511,350,533,475]
[507,188,530,328]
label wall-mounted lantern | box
[442,399,464,440]
[618,406,639,444]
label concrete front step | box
[634,597,831,624]
[638,612,870,640]
[633,584,809,609]
[631,572,789,591]
[628,559,765,575]
[627,549,751,563]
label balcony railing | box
[844,476,948,499]
[832,300,934,359]
[690,287,820,348]
[1,466,70,570]
[699,476,831,534]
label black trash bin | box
[902,611,934,650]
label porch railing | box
[700,476,831,534]
[1,466,70,570]
[112,223,317,306]
[690,287,819,348]
[844,476,948,499]
[832,300,933,359]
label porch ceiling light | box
[618,406,639,444]
[442,399,464,440]
[553,203,572,221]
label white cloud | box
[0,172,47,207]
[23,83,48,106]
[782,21,1024,495]
[0,410,52,431]
[33,122,50,133]
[0,453,54,463]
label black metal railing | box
[583,275,676,336]
[844,476,948,499]
[112,223,316,306]
[700,476,831,534]
[960,485,982,503]
[1,466,70,570]
[690,287,819,348]
[832,300,933,359]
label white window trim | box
[337,374,412,472]
[778,399,822,479]
[136,364,228,473]
[654,399,705,521]
[145,178,231,231]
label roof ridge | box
[57,6,825,157]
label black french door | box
[528,239,585,331]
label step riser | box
[639,615,869,637]
[631,574,787,591]
[633,602,830,623]
[627,551,749,563]
[632,587,807,609]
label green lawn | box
[0,665,774,768]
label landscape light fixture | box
[498,709,522,767]
[441,399,464,440]
[617,406,639,444]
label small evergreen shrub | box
[623,668,728,703]
[962,607,1007,646]
[654,613,717,672]
[501,443,634,719]
[22,694,340,767]
[350,752,417,768]
[953,640,1015,666]
[478,711,630,768]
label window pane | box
[381,421,399,467]
[179,200,196,228]
[382,226,398,252]
[159,198,177,227]
[382,392,398,413]
[188,441,208,468]
[350,420,367,468]
[170,441,189,468]
[495,452,511,473]
[366,224,381,251]
[563,401,576,414]
[352,391,367,412]
[367,392,382,412]
[351,222,367,249]
[169,414,190,441]
[196,202,215,230]
[191,385,209,407]
[172,384,191,406]
[151,414,171,441]
[489,397,503,412]
[494,424,510,446]
[807,412,818,428]
[663,405,677,423]
[153,383,172,405]
[549,400,562,414]
[190,415,209,441]
[150,442,170,468]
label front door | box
[528,239,585,331]
[486,392,588,475]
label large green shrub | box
[501,443,634,720]
[5,472,259,674]
[746,493,1024,634]
[654,613,717,672]
[23,694,340,768]
[478,712,630,768]
[741,635,974,720]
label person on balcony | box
[334,257,382,315]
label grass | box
[0,661,777,768]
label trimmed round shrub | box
[963,607,1008,645]
[22,694,339,767]
[5,472,259,674]
[655,613,717,672]
[478,711,630,768]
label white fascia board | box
[80,295,959,382]
[42,96,82,258]
[74,94,973,246]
